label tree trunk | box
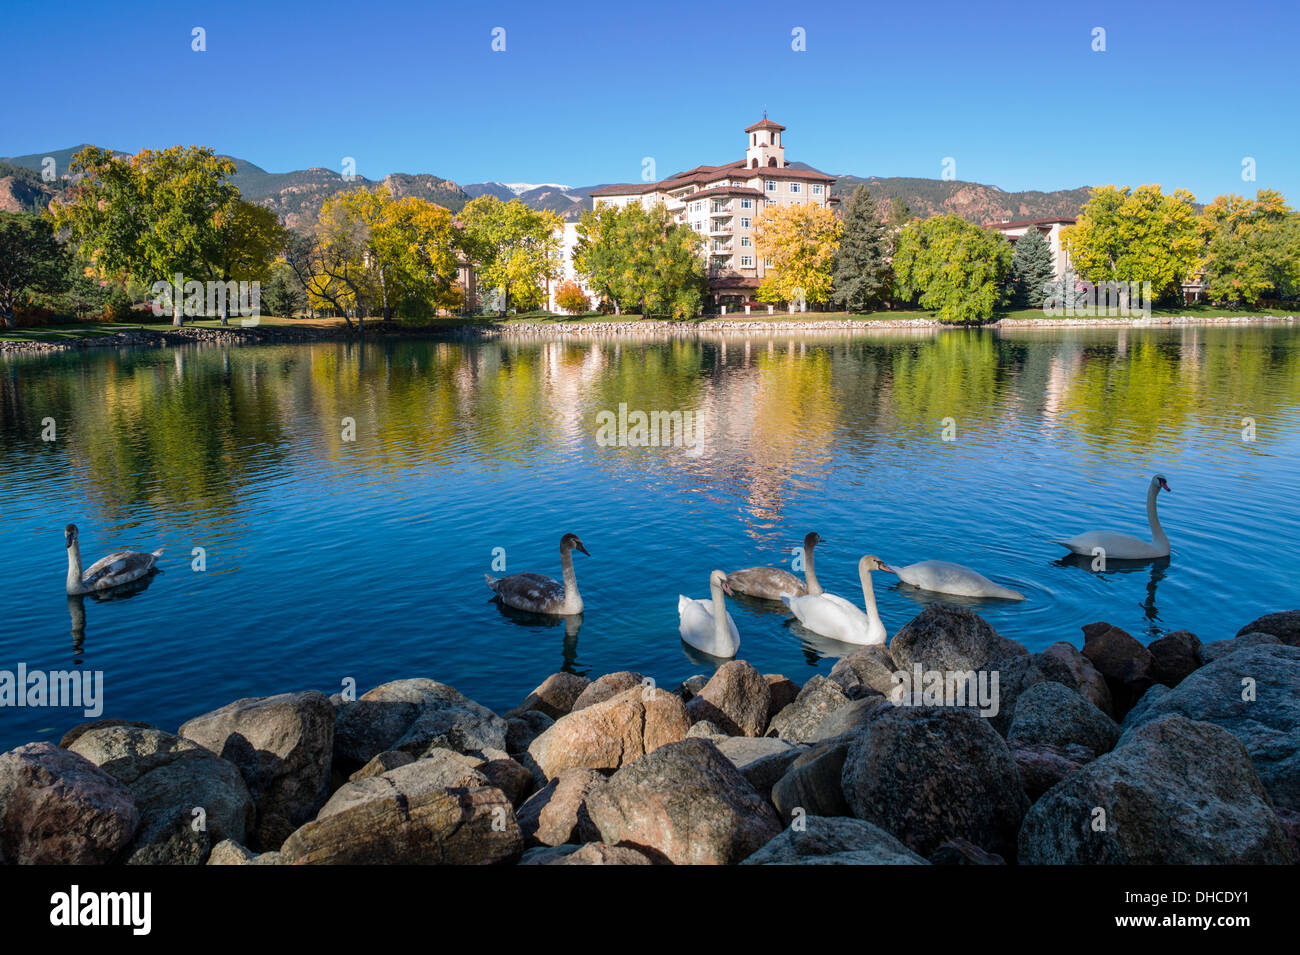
[173,297,184,327]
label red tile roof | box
[744,118,786,133]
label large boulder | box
[1236,610,1300,646]
[771,738,854,821]
[1034,642,1114,717]
[333,679,508,767]
[548,842,656,865]
[477,757,533,807]
[585,739,782,865]
[889,605,1028,673]
[841,706,1028,859]
[505,711,553,756]
[67,724,254,864]
[1199,631,1281,666]
[829,645,899,699]
[0,743,139,864]
[1080,622,1154,716]
[766,675,850,743]
[317,750,487,820]
[1019,715,1291,864]
[764,675,800,720]
[711,737,805,795]
[686,661,771,737]
[279,784,521,865]
[1147,630,1202,687]
[1007,681,1120,759]
[526,686,689,779]
[742,816,927,865]
[812,696,890,742]
[507,673,590,719]
[180,690,334,850]
[516,768,603,847]
[1119,645,1300,812]
[571,672,646,711]
[1010,741,1094,801]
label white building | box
[986,217,1076,279]
[589,116,837,307]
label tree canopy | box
[753,202,842,306]
[892,214,1012,322]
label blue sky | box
[3,0,1296,200]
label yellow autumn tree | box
[753,203,843,306]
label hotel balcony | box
[710,202,731,214]
[710,242,733,253]
[709,219,733,235]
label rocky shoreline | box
[4,313,1295,354]
[1,605,1296,865]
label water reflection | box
[490,600,585,673]
[1054,553,1170,635]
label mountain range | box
[1,145,1092,228]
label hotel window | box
[740,198,753,209]
[740,217,750,228]
[764,257,773,267]
[740,236,751,247]
[765,180,776,192]
[766,200,776,207]
[812,184,823,195]
[741,256,753,267]
[790,183,801,194]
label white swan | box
[888,560,1025,601]
[782,555,888,646]
[1057,474,1171,560]
[65,524,163,595]
[486,532,588,614]
[726,531,824,600]
[678,569,740,658]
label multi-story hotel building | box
[588,117,837,307]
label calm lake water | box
[2,324,1298,749]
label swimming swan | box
[678,569,740,658]
[65,524,163,595]
[1056,474,1171,560]
[782,555,888,646]
[726,531,824,600]
[486,532,589,614]
[888,560,1025,601]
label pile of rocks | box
[1,607,1296,865]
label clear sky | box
[3,0,1296,200]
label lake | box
[2,323,1298,750]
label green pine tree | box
[831,186,893,312]
[1008,226,1057,307]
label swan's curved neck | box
[859,565,882,628]
[1146,481,1168,549]
[710,577,730,642]
[803,542,822,595]
[560,546,580,606]
[66,542,84,594]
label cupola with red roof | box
[744,112,786,170]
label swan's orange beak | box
[722,581,733,596]
[1159,479,1171,493]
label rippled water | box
[2,324,1298,749]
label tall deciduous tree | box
[209,200,287,324]
[51,146,239,326]
[1198,189,1300,306]
[892,214,1013,322]
[1007,226,1056,308]
[573,202,705,318]
[458,196,560,316]
[0,212,67,328]
[753,202,843,307]
[831,186,893,312]
[1062,184,1201,302]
